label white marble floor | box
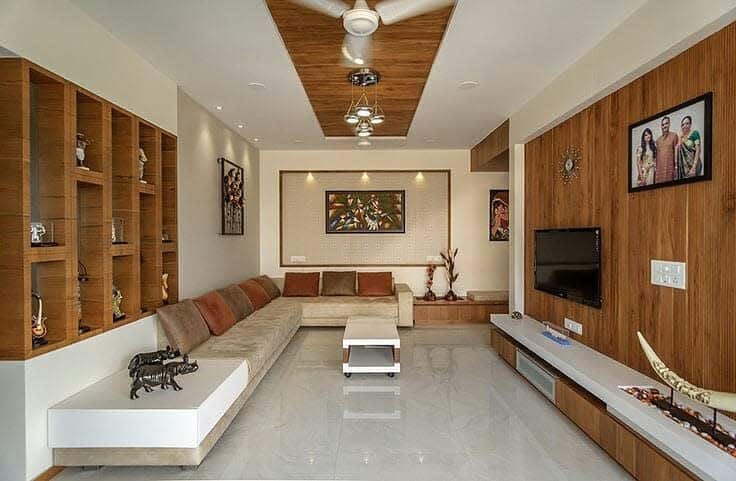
[57,326,631,481]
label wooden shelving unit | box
[0,58,178,360]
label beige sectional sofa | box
[146,275,413,467]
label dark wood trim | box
[279,169,452,267]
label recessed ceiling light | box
[215,105,223,111]
[237,123,245,129]
[458,80,480,90]
[248,82,267,90]
[425,138,436,144]
[294,139,303,144]
[252,138,260,143]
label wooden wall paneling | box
[471,119,509,172]
[138,123,162,314]
[524,22,736,395]
[0,59,30,359]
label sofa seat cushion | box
[300,296,397,320]
[189,298,301,375]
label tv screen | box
[534,228,602,308]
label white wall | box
[0,362,26,481]
[178,90,260,299]
[260,150,508,295]
[507,0,736,312]
[0,0,177,133]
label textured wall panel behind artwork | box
[280,170,450,266]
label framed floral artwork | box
[220,158,244,235]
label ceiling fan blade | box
[374,0,455,25]
[341,33,373,67]
[288,0,351,18]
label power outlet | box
[564,317,583,336]
[290,255,307,263]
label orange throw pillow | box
[357,272,393,296]
[239,279,271,310]
[283,272,320,297]
[193,291,236,336]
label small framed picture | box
[489,190,509,241]
[628,93,712,192]
[220,158,244,235]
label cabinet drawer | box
[490,327,516,366]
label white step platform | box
[49,358,247,450]
[342,316,400,376]
[491,314,736,481]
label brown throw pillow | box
[322,271,357,296]
[357,272,393,296]
[216,284,254,321]
[239,279,271,310]
[157,300,211,354]
[283,272,320,297]
[193,291,237,336]
[254,275,281,300]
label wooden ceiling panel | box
[266,0,453,137]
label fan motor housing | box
[343,7,379,36]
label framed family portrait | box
[628,92,712,192]
[220,158,244,235]
[489,190,509,241]
[325,190,405,234]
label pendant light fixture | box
[344,68,385,139]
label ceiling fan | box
[288,0,455,66]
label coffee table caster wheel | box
[344,373,351,378]
[387,373,395,378]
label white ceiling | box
[71,0,645,150]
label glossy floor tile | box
[57,326,631,481]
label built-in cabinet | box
[0,58,178,360]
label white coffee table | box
[342,316,400,377]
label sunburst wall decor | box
[558,146,582,184]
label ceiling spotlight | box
[294,139,303,144]
[425,138,437,144]
[252,138,260,143]
[237,124,245,129]
[248,82,267,90]
[458,80,480,90]
[215,105,223,111]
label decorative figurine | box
[127,346,180,377]
[162,273,169,305]
[511,311,523,320]
[77,262,91,334]
[112,217,126,244]
[440,247,460,301]
[112,285,126,321]
[31,291,48,348]
[161,229,171,243]
[423,264,437,301]
[130,355,199,399]
[30,221,56,246]
[76,133,92,170]
[138,148,148,183]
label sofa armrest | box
[395,283,414,327]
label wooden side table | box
[413,296,508,325]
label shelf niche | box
[76,182,106,333]
[75,90,104,174]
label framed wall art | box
[489,189,509,241]
[220,157,244,235]
[325,190,405,234]
[628,92,712,192]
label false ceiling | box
[71,0,646,150]
[265,0,453,137]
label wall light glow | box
[415,172,425,181]
[306,172,315,182]
[361,171,370,182]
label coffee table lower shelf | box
[342,345,400,377]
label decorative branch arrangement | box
[440,247,459,301]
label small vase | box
[444,289,458,302]
[423,290,436,301]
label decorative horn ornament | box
[637,331,736,413]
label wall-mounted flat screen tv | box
[534,228,602,308]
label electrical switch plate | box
[651,260,686,289]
